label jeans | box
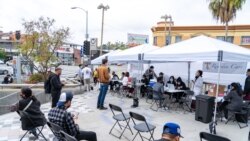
[76,130,97,141]
[97,84,109,107]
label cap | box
[163,122,183,138]
[57,92,73,108]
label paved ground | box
[0,86,249,141]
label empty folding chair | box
[129,111,156,141]
[177,90,194,113]
[17,111,47,141]
[60,131,78,141]
[200,132,230,141]
[109,104,133,139]
[47,121,64,141]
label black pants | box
[51,92,61,108]
[219,101,229,119]
[76,130,97,141]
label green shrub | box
[29,73,44,83]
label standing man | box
[144,66,157,80]
[82,64,92,91]
[243,69,250,100]
[50,67,64,108]
[97,59,110,110]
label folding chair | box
[60,131,78,141]
[129,111,156,141]
[200,132,230,141]
[47,121,64,141]
[145,86,153,104]
[176,90,194,113]
[225,105,249,129]
[150,90,166,111]
[109,104,133,139]
[17,111,47,141]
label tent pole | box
[212,61,222,134]
[188,62,191,87]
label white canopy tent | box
[144,35,250,133]
[109,44,159,63]
[91,50,121,65]
[144,35,250,62]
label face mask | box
[170,79,173,81]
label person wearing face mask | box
[219,83,244,121]
[191,70,203,109]
[48,92,97,141]
[10,87,46,139]
[50,67,65,108]
[167,76,176,87]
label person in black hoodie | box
[174,77,187,102]
[167,76,176,87]
[141,74,149,97]
[11,87,46,139]
[50,67,65,108]
[243,69,250,100]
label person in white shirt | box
[192,70,203,97]
[82,64,92,91]
[122,72,133,98]
[75,64,83,85]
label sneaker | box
[99,107,108,110]
[222,117,228,122]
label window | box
[216,36,234,43]
[175,36,182,43]
[153,36,157,46]
[241,36,250,45]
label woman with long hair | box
[219,83,244,121]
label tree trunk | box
[225,22,228,42]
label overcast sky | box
[0,0,249,45]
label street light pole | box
[98,3,109,56]
[71,7,89,41]
[161,14,172,46]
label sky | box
[0,0,249,45]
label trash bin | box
[195,95,215,123]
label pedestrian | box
[10,87,47,139]
[82,64,92,91]
[2,74,13,84]
[97,59,110,110]
[243,69,250,100]
[75,64,84,85]
[50,67,65,108]
[154,122,183,141]
[48,92,97,141]
[93,68,98,86]
[144,66,157,80]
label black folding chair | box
[109,104,133,139]
[225,105,249,129]
[47,121,63,140]
[129,111,156,141]
[176,90,194,113]
[150,90,166,111]
[60,131,78,141]
[17,111,47,141]
[200,132,230,141]
[145,86,153,104]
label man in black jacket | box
[11,87,46,139]
[50,67,64,108]
[243,69,250,100]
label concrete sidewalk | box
[0,88,249,141]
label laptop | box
[167,83,175,90]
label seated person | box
[141,74,149,97]
[109,71,119,91]
[48,92,97,141]
[174,77,188,102]
[152,77,165,107]
[10,87,46,138]
[2,74,13,84]
[219,83,244,121]
[154,122,182,141]
[159,72,165,85]
[167,76,176,87]
[122,72,134,98]
[120,72,125,80]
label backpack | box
[44,75,54,94]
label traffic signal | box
[83,40,90,55]
[15,30,21,40]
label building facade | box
[151,22,250,48]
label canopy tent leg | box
[188,62,191,87]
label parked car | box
[0,65,13,75]
[0,60,4,64]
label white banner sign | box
[203,62,247,74]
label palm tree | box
[208,0,246,41]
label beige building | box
[151,22,250,49]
